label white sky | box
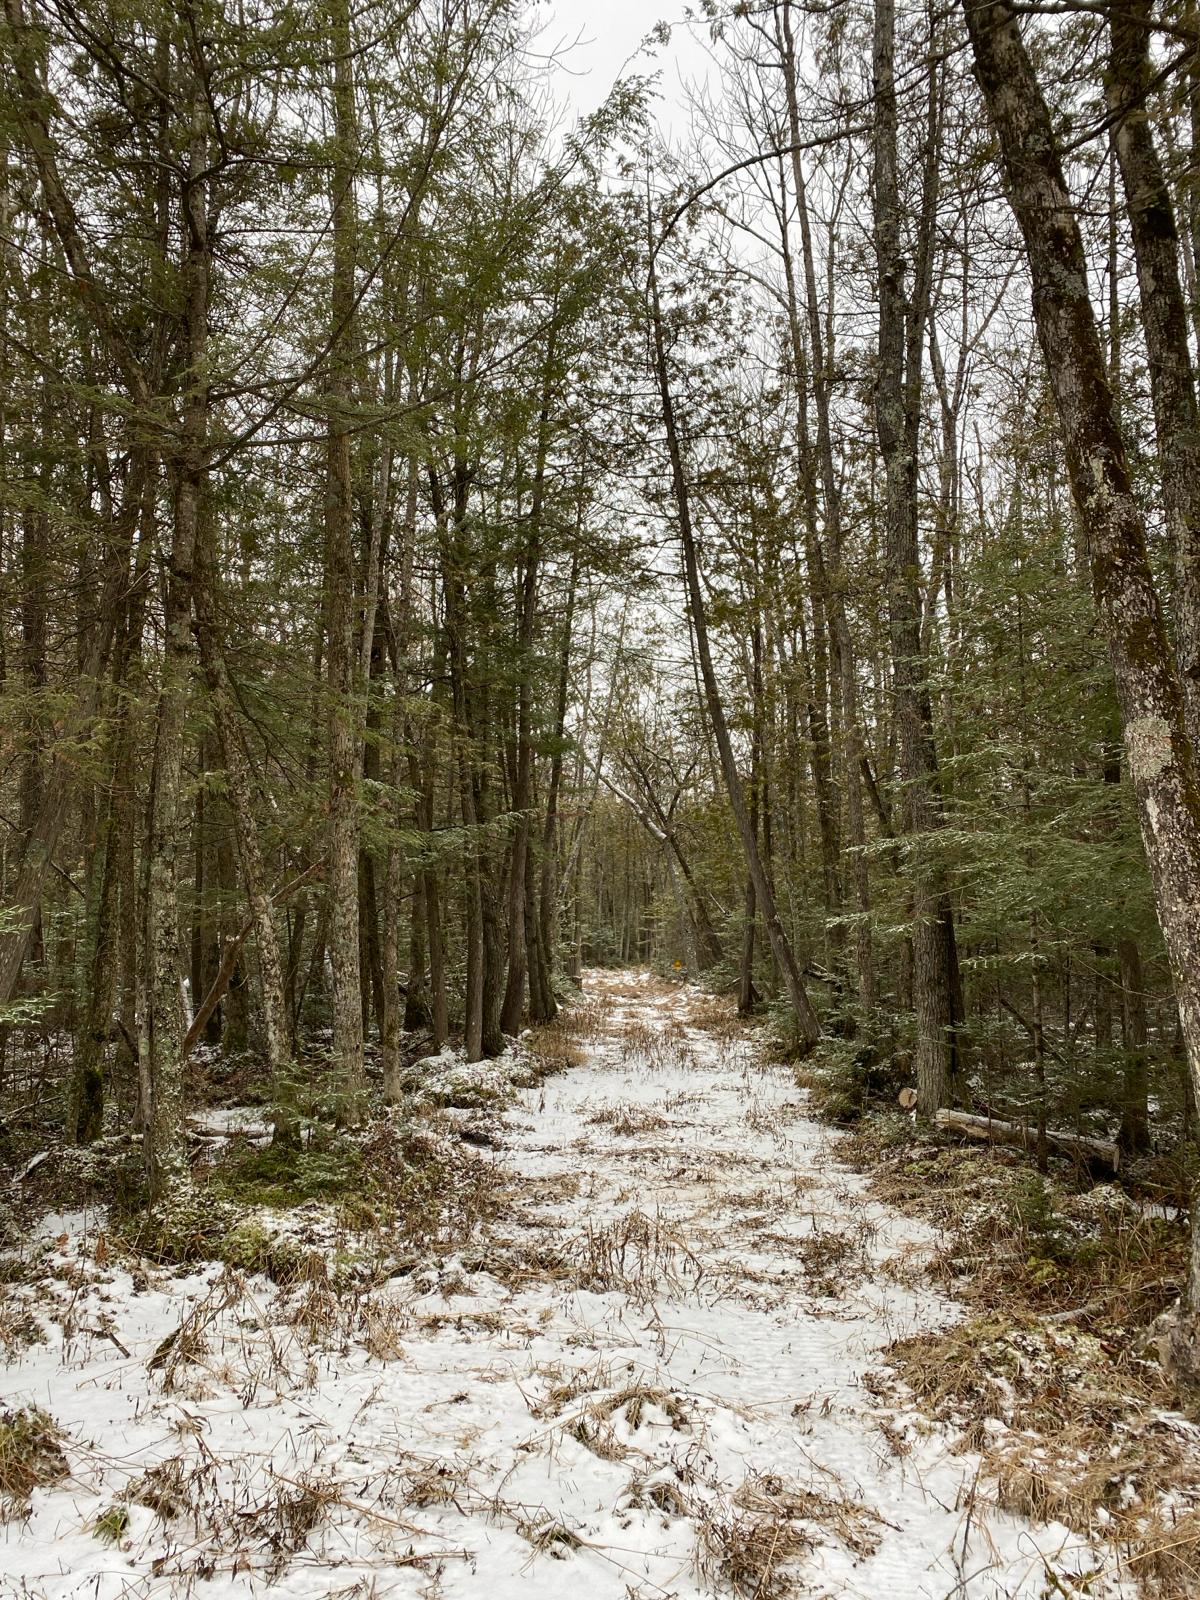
[537,0,715,134]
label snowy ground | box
[1,970,1131,1599]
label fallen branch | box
[186,1118,268,1142]
[933,1108,1120,1173]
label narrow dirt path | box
[1,970,1126,1600]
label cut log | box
[933,1109,1120,1173]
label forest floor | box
[0,970,1192,1599]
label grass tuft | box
[0,1407,68,1517]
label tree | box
[964,0,1200,1382]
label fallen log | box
[933,1108,1120,1173]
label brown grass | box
[522,1020,587,1077]
[850,1129,1200,1599]
[586,1103,669,1137]
[734,1470,884,1560]
[0,1407,68,1517]
[616,1018,697,1072]
[574,1209,703,1301]
[696,1504,814,1599]
[686,992,744,1043]
[1130,1509,1200,1598]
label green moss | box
[119,1189,240,1264]
[117,1190,325,1284]
[221,1220,323,1284]
[211,1138,365,1208]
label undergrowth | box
[0,1407,68,1518]
[840,1127,1199,1596]
[116,1114,506,1283]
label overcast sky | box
[538,1,714,134]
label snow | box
[0,970,1130,1599]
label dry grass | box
[237,1469,341,1581]
[796,1222,872,1297]
[586,1103,669,1137]
[521,1020,587,1077]
[566,1415,629,1460]
[624,1473,690,1516]
[735,1470,884,1559]
[130,1456,189,1522]
[531,1362,692,1434]
[550,992,614,1043]
[574,1208,703,1301]
[697,1503,814,1599]
[0,1280,44,1359]
[686,992,744,1043]
[395,1454,470,1512]
[515,1513,584,1555]
[0,1407,68,1517]
[827,1116,1200,1595]
[616,1017,697,1072]
[839,1130,1189,1326]
[696,1467,886,1597]
[592,1382,691,1431]
[1130,1509,1200,1598]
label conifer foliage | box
[4,0,1200,1369]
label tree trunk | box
[873,0,956,1113]
[1118,935,1151,1156]
[325,0,365,1111]
[964,0,1200,1381]
[141,76,210,1195]
[192,551,294,1108]
[1108,0,1200,753]
[778,0,874,1006]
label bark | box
[964,0,1200,1381]
[434,454,486,1060]
[0,496,134,1006]
[181,862,323,1067]
[388,445,421,1073]
[19,389,48,850]
[191,737,219,1045]
[69,478,153,1144]
[934,1109,1120,1173]
[873,0,956,1112]
[499,554,541,1032]
[1118,934,1152,1155]
[192,550,294,1098]
[325,0,365,1110]
[141,73,210,1195]
[1108,0,1200,752]
[739,706,763,1016]
[779,4,868,977]
[535,542,580,1019]
[502,327,558,1034]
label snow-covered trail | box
[1,970,1126,1600]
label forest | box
[3,0,1200,1596]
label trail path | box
[1,971,1126,1600]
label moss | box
[221,1221,324,1284]
[117,1190,324,1284]
[119,1188,241,1265]
[211,1138,365,1208]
